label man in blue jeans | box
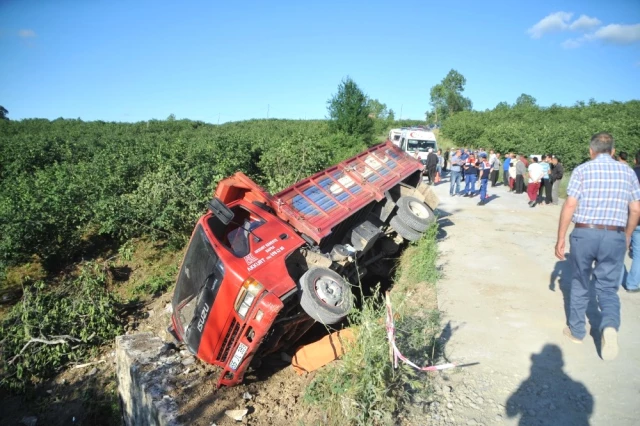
[555,133,640,361]
[621,150,640,292]
[477,153,492,206]
[449,149,463,196]
[463,153,477,196]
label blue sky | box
[1,0,639,123]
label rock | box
[46,389,53,394]
[466,420,477,426]
[165,303,173,314]
[20,416,37,426]
[181,357,195,366]
[225,409,248,421]
[470,403,480,410]
[87,367,98,376]
[179,350,189,357]
[447,403,453,410]
[242,392,252,400]
[116,333,181,426]
[476,397,484,405]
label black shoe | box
[477,201,486,206]
[528,200,533,206]
[530,201,537,208]
[627,288,640,293]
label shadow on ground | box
[506,344,593,426]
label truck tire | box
[299,267,352,325]
[396,196,435,232]
[390,216,422,242]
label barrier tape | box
[385,292,456,372]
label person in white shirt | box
[527,157,544,207]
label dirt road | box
[428,177,640,426]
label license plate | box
[229,343,248,371]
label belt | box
[575,223,624,232]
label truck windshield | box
[407,139,436,152]
[172,225,219,310]
[208,206,265,258]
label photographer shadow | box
[550,254,602,352]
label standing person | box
[425,148,438,185]
[550,155,564,206]
[623,150,640,293]
[555,133,640,360]
[491,153,501,187]
[527,157,544,207]
[503,153,511,186]
[460,149,469,183]
[449,149,463,196]
[463,152,477,196]
[508,154,517,191]
[443,148,450,173]
[436,149,444,181]
[477,153,492,206]
[618,151,629,167]
[515,155,526,194]
[489,150,496,166]
[538,155,552,205]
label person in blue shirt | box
[538,155,552,205]
[503,154,511,186]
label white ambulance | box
[388,128,403,146]
[399,129,438,165]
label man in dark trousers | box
[550,155,564,205]
[555,133,640,360]
[425,148,438,185]
[491,152,501,187]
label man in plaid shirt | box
[555,132,640,361]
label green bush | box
[0,263,123,391]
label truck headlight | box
[234,278,263,319]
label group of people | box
[436,134,640,361]
[443,148,564,207]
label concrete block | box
[116,333,182,426]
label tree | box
[367,98,390,120]
[428,70,472,122]
[387,109,395,121]
[515,94,537,108]
[327,77,374,143]
[0,106,8,120]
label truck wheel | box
[390,216,421,242]
[396,196,435,232]
[299,267,352,325]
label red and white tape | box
[385,292,456,372]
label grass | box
[304,223,441,425]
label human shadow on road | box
[506,344,593,426]
[550,255,603,350]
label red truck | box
[169,141,438,387]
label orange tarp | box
[291,328,356,375]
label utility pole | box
[267,104,270,119]
[400,104,403,120]
[218,113,221,125]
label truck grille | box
[216,318,243,362]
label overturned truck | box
[169,141,439,387]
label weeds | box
[0,262,123,391]
[304,224,441,425]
